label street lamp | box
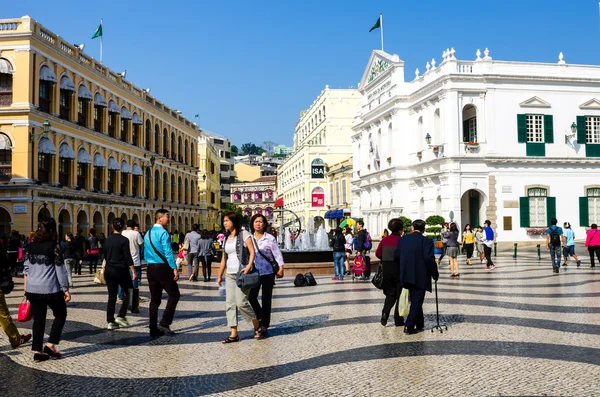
[202,174,207,181]
[566,122,577,144]
[425,133,432,146]
[30,120,51,142]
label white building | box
[352,48,600,242]
[278,86,360,227]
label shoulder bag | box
[371,265,383,289]
[235,233,260,290]
[251,236,280,274]
[148,228,170,265]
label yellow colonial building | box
[197,134,221,230]
[0,16,202,236]
[324,158,353,229]
[277,86,360,227]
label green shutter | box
[517,114,527,143]
[577,116,587,144]
[586,144,600,157]
[526,142,545,156]
[544,114,554,143]
[546,196,556,226]
[580,197,590,227]
[519,197,530,228]
[463,119,469,142]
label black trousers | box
[589,246,600,267]
[439,243,447,261]
[464,243,474,259]
[88,254,99,273]
[405,288,426,331]
[248,273,276,329]
[105,266,132,323]
[484,245,494,266]
[381,268,403,325]
[361,251,371,277]
[200,255,213,280]
[27,292,67,352]
[147,265,180,329]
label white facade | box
[278,86,360,226]
[352,49,600,242]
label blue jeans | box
[549,246,562,271]
[333,252,345,279]
[118,267,142,300]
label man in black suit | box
[393,219,439,334]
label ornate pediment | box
[579,98,600,110]
[359,50,403,90]
[519,96,551,108]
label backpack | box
[304,272,317,286]
[550,227,562,247]
[294,273,307,287]
[363,232,373,250]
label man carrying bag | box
[144,209,180,337]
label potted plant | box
[416,151,423,159]
[433,146,440,154]
[367,164,371,169]
[387,156,392,162]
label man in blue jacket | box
[144,209,180,337]
[483,220,495,270]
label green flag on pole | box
[369,16,381,32]
[92,24,102,39]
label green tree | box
[399,216,413,234]
[231,145,239,156]
[241,143,266,155]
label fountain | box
[278,217,333,263]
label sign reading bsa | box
[311,158,325,179]
[312,187,325,207]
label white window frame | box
[586,116,600,144]
[528,187,547,227]
[526,114,544,143]
[467,117,477,142]
[588,188,600,225]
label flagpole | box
[380,14,384,51]
[100,18,103,64]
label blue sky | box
[4,1,600,146]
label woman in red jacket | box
[585,224,600,268]
[375,218,404,327]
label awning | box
[60,75,75,91]
[93,153,107,167]
[324,210,332,219]
[108,157,119,170]
[59,143,75,159]
[0,134,12,150]
[132,113,143,125]
[0,59,14,74]
[77,148,92,164]
[121,161,131,173]
[121,107,132,120]
[78,84,93,100]
[94,92,107,107]
[332,209,344,219]
[39,65,57,83]
[38,137,56,155]
[274,197,284,208]
[132,163,143,176]
[108,100,120,114]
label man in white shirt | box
[119,220,144,312]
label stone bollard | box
[513,243,518,259]
[494,242,497,257]
[537,244,541,260]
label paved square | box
[1,247,600,396]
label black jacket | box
[393,232,439,292]
[60,240,79,260]
[332,233,346,252]
[356,229,367,252]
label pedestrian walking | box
[198,231,216,282]
[119,220,145,312]
[6,230,22,276]
[375,218,403,327]
[216,212,259,344]
[475,226,485,263]
[0,242,31,349]
[562,222,581,267]
[546,218,564,274]
[585,223,600,268]
[104,218,136,330]
[437,222,449,266]
[59,233,80,288]
[355,221,372,279]
[74,230,87,275]
[483,220,496,270]
[445,223,460,277]
[331,228,346,281]
[462,224,475,265]
[183,224,201,281]
[144,209,180,337]
[248,214,284,339]
[24,218,70,362]
[344,227,353,276]
[87,229,100,274]
[393,219,439,334]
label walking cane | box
[431,280,448,333]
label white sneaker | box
[107,322,120,330]
[114,317,129,327]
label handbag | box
[93,259,106,285]
[434,240,444,249]
[234,234,260,290]
[398,288,411,317]
[17,298,31,322]
[87,248,100,255]
[251,236,280,274]
[371,265,384,289]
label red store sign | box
[312,187,325,207]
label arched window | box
[190,146,195,167]
[0,133,12,182]
[77,148,91,188]
[93,153,106,191]
[145,167,152,198]
[108,100,119,138]
[462,105,477,143]
[120,107,131,142]
[94,92,107,132]
[154,124,160,153]
[341,180,347,204]
[154,169,160,199]
[171,174,176,201]
[178,176,183,203]
[162,171,168,199]
[59,75,75,120]
[77,85,92,127]
[184,178,189,204]
[145,120,151,150]
[184,139,189,164]
[170,132,176,159]
[132,112,142,146]
[178,136,183,162]
[163,128,168,156]
[526,187,549,227]
[0,59,13,107]
[39,65,57,114]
